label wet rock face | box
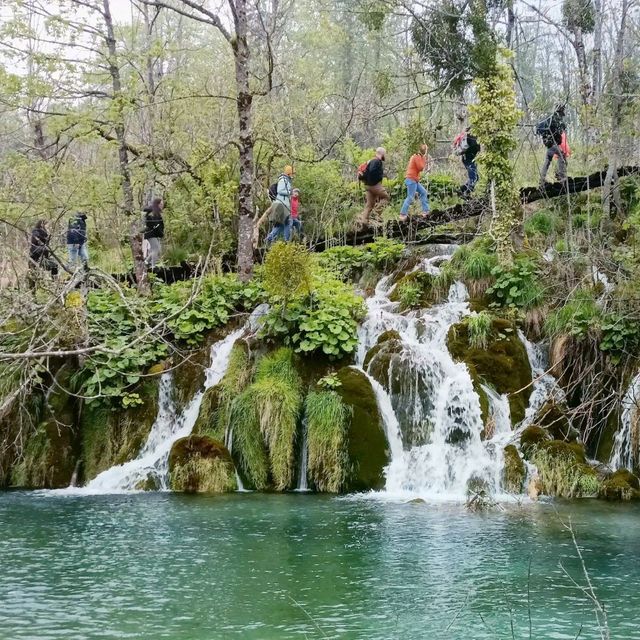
[502,444,526,493]
[533,401,578,442]
[336,367,388,492]
[447,318,533,425]
[599,470,640,501]
[169,435,236,493]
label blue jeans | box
[266,217,291,243]
[462,160,478,193]
[289,218,302,236]
[400,179,429,215]
[68,243,89,267]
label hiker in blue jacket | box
[67,212,89,268]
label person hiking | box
[399,143,431,222]
[357,147,389,227]
[67,212,89,268]
[536,104,567,187]
[453,128,481,198]
[289,188,302,237]
[28,220,58,288]
[265,165,294,244]
[143,197,165,268]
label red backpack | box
[357,161,370,182]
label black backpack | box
[268,182,278,202]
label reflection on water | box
[1,493,639,639]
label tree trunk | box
[592,0,603,104]
[232,0,255,281]
[102,0,149,294]
[571,25,591,108]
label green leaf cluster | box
[486,258,544,309]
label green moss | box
[389,271,441,310]
[81,379,159,483]
[169,435,236,493]
[336,367,388,492]
[534,401,577,441]
[502,444,526,493]
[599,469,640,501]
[10,367,78,489]
[532,439,597,498]
[594,409,619,463]
[363,330,404,376]
[520,425,550,458]
[305,390,350,492]
[192,385,223,438]
[447,318,532,424]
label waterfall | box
[295,418,310,492]
[83,328,244,493]
[359,255,511,500]
[225,427,247,492]
[610,372,640,470]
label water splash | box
[294,417,310,492]
[359,255,511,501]
[610,372,640,470]
[75,328,244,494]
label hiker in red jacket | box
[289,188,302,238]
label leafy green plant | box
[263,242,314,299]
[486,258,544,309]
[318,245,367,281]
[397,281,422,310]
[449,239,499,281]
[545,290,600,340]
[364,237,405,269]
[524,210,558,237]
[466,311,493,349]
[600,315,640,362]
[318,374,342,390]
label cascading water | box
[295,418,310,492]
[610,372,640,470]
[358,255,511,500]
[83,327,244,493]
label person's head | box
[284,165,294,177]
[292,188,300,198]
[554,103,566,116]
[376,147,386,161]
[151,197,164,213]
[418,143,428,156]
[77,211,87,220]
[35,219,47,230]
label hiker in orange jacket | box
[400,144,431,222]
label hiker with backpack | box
[453,128,481,198]
[399,143,431,222]
[142,197,165,268]
[357,147,389,227]
[536,104,568,187]
[254,165,295,246]
[67,211,89,268]
[28,220,58,288]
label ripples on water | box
[1,493,639,639]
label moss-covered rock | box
[599,469,640,501]
[447,318,532,424]
[533,401,578,441]
[594,409,620,463]
[389,271,440,310]
[520,425,551,458]
[502,444,526,493]
[363,330,403,376]
[336,367,388,492]
[10,366,78,489]
[169,435,237,493]
[81,379,159,483]
[192,385,222,437]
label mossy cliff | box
[169,435,236,493]
[10,365,79,489]
[336,367,388,492]
[447,318,532,425]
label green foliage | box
[450,239,499,281]
[486,258,544,309]
[562,0,595,32]
[466,311,493,349]
[364,237,405,269]
[318,374,342,390]
[305,390,350,492]
[261,275,366,359]
[397,281,422,310]
[600,315,640,361]
[524,210,558,237]
[263,242,314,299]
[318,245,367,281]
[545,290,600,339]
[532,443,599,498]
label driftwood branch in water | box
[315,165,640,251]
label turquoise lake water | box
[1,493,639,639]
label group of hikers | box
[28,198,166,283]
[27,104,569,279]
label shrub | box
[263,242,314,299]
[318,245,367,281]
[449,239,498,281]
[545,290,600,340]
[305,390,350,492]
[466,311,493,349]
[486,258,544,310]
[364,237,405,269]
[524,210,557,237]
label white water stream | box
[610,372,640,471]
[76,328,244,493]
[357,256,517,500]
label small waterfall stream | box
[295,418,310,492]
[610,372,640,470]
[83,328,244,493]
[358,256,512,500]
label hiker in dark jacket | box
[453,128,481,198]
[357,147,390,227]
[28,220,58,288]
[143,197,165,268]
[537,104,567,187]
[67,212,89,268]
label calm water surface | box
[1,493,639,639]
